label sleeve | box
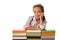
[40,20,47,30]
[23,16,33,28]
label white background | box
[0,0,60,40]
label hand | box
[40,13,44,24]
[40,13,44,19]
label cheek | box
[34,13,40,17]
[34,13,37,16]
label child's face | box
[33,7,43,20]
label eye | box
[38,11,42,13]
[34,11,36,13]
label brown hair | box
[33,4,44,12]
[33,4,46,21]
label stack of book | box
[41,30,55,40]
[26,30,41,40]
[13,30,27,40]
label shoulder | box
[29,16,34,18]
[26,16,34,22]
[28,16,34,20]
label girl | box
[24,4,47,30]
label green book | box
[27,32,41,36]
[41,30,55,32]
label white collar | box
[33,16,37,22]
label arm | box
[39,20,47,30]
[39,13,47,30]
[23,16,33,29]
[24,16,39,30]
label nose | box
[36,13,41,16]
